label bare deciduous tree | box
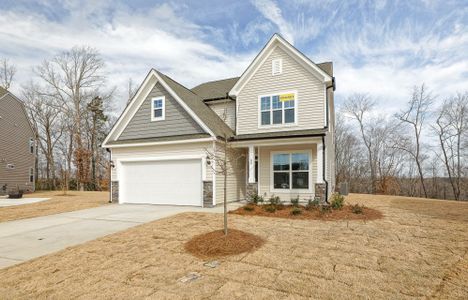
[395,84,433,198]
[343,94,378,193]
[34,46,106,191]
[0,58,16,89]
[433,93,468,200]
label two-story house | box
[0,87,36,195]
[102,34,335,206]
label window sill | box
[258,123,298,129]
[150,118,165,122]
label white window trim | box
[270,150,312,193]
[257,90,298,128]
[272,58,282,75]
[151,96,165,122]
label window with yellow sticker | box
[260,92,295,126]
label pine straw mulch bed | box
[184,228,265,259]
[230,204,383,221]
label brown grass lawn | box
[0,194,467,299]
[0,191,109,223]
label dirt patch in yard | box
[0,194,466,299]
[0,191,108,223]
[185,229,265,259]
[230,204,383,221]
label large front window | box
[260,92,296,126]
[272,152,309,190]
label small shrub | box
[306,198,320,210]
[351,204,364,214]
[269,194,281,206]
[290,195,300,207]
[247,192,264,204]
[330,193,345,210]
[243,205,254,211]
[291,207,302,215]
[264,205,276,213]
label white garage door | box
[120,159,202,206]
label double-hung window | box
[260,92,296,126]
[151,96,165,121]
[272,152,310,190]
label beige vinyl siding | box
[258,144,317,201]
[111,142,213,181]
[0,94,35,193]
[118,82,205,141]
[207,101,236,130]
[237,45,325,135]
[215,144,246,204]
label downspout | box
[322,135,329,204]
[105,147,112,203]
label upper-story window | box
[272,59,282,75]
[29,138,34,154]
[259,92,296,126]
[151,96,165,121]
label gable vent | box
[272,59,282,75]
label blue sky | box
[0,0,466,112]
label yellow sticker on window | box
[279,93,294,102]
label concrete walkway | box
[0,202,242,269]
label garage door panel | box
[120,159,202,206]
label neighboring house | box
[102,34,335,206]
[0,87,36,195]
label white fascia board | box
[230,136,323,148]
[229,34,332,97]
[104,137,216,148]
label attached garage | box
[119,159,202,206]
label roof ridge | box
[155,70,201,98]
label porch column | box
[248,145,256,183]
[317,142,324,183]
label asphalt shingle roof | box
[0,87,8,98]
[156,70,234,139]
[191,77,239,101]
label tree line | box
[1,47,118,192]
[336,86,468,200]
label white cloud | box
[0,2,252,112]
[251,0,295,43]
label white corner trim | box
[104,137,215,148]
[229,34,332,97]
[211,141,216,206]
[150,96,165,122]
[317,142,324,183]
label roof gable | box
[229,34,332,97]
[103,69,234,147]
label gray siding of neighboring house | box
[118,82,206,141]
[0,93,35,194]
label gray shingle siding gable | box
[0,93,35,193]
[118,82,206,141]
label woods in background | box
[337,86,468,200]
[1,47,115,191]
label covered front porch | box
[232,137,328,203]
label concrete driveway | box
[0,202,242,269]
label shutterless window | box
[30,168,34,183]
[151,97,165,121]
[273,153,309,190]
[29,138,34,154]
[260,94,295,126]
